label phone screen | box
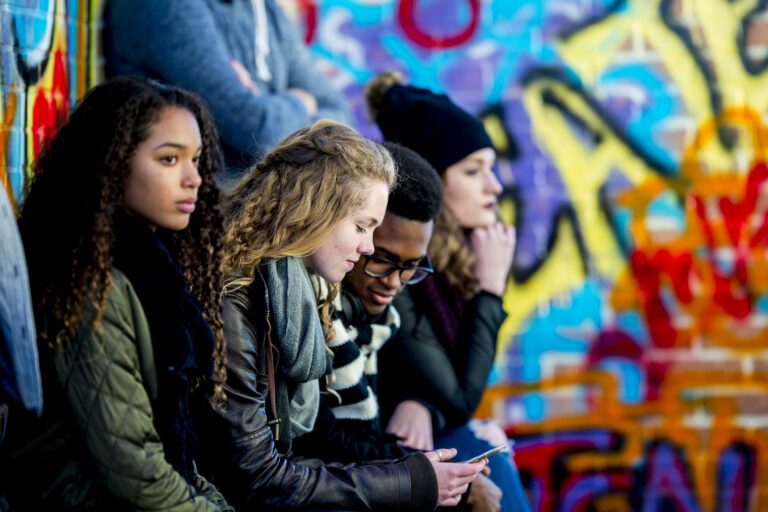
[462,443,508,464]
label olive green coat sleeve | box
[53,271,231,511]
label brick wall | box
[3,0,768,510]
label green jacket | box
[1,270,232,511]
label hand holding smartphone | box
[461,443,508,464]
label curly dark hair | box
[382,142,443,223]
[18,76,227,404]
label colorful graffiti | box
[296,0,768,509]
[5,0,768,509]
[0,0,102,208]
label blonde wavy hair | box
[222,119,396,338]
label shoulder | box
[108,269,139,305]
[55,269,153,377]
[96,270,151,340]
[390,287,437,344]
[222,274,266,320]
[222,276,268,352]
[53,270,154,397]
[105,0,220,48]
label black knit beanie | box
[373,83,493,174]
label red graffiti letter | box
[398,0,480,49]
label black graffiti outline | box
[520,66,676,171]
[513,427,627,509]
[513,0,768,285]
[8,1,58,86]
[560,0,755,151]
[507,0,762,283]
[502,182,590,284]
[658,0,728,148]
[736,0,768,75]
[507,66,685,283]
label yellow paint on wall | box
[89,0,105,88]
[560,0,713,132]
[0,93,13,209]
[499,214,586,363]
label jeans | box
[437,424,531,512]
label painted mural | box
[3,0,768,509]
[0,0,102,209]
[294,0,768,509]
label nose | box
[359,231,375,256]
[184,160,203,189]
[484,168,502,195]
[379,270,402,290]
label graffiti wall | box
[4,0,768,509]
[294,0,768,510]
[0,0,102,208]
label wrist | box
[477,276,505,297]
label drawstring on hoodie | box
[252,0,272,82]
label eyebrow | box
[364,216,381,227]
[153,142,202,151]
[375,246,426,265]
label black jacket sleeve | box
[378,287,506,428]
[292,394,416,464]
[197,285,438,511]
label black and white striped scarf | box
[325,288,399,423]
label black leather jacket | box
[378,282,506,430]
[196,269,438,511]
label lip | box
[177,198,196,214]
[346,259,358,270]
[483,201,497,209]
[370,289,396,305]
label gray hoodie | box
[105,0,352,174]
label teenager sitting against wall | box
[0,76,232,510]
[366,72,531,512]
[292,141,504,511]
[194,120,486,510]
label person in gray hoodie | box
[104,0,352,174]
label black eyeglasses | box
[362,253,434,285]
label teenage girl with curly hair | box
[195,119,486,511]
[0,76,231,510]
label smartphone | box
[462,443,509,464]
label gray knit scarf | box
[264,257,330,438]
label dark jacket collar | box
[112,211,214,483]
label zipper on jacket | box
[260,269,282,442]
